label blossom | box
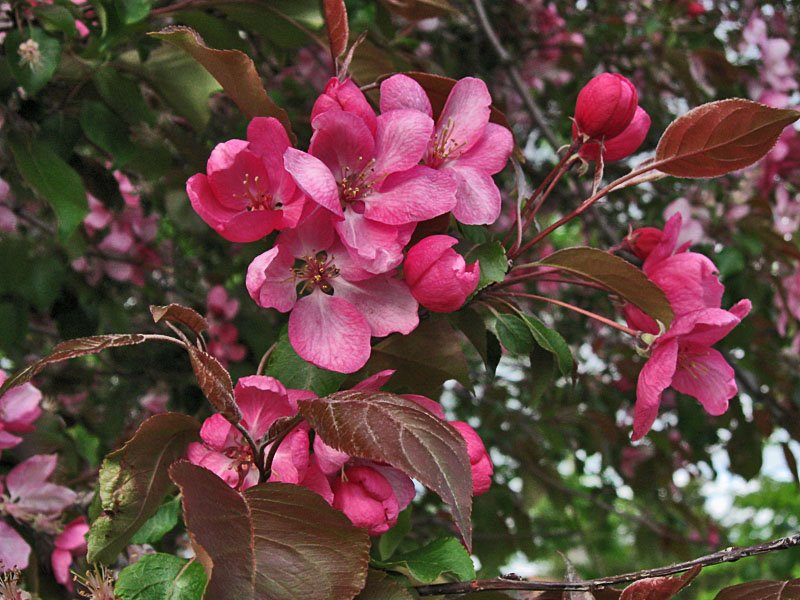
[0,371,42,455]
[51,517,89,591]
[449,422,493,495]
[573,73,638,141]
[246,209,419,373]
[379,74,514,224]
[312,77,378,135]
[577,106,651,162]
[0,521,30,572]
[187,117,305,243]
[404,235,480,313]
[0,178,18,233]
[284,99,457,273]
[206,286,246,367]
[1,455,77,523]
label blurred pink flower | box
[450,422,493,496]
[0,371,42,455]
[1,455,76,523]
[51,516,89,591]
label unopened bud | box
[573,73,638,140]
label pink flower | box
[206,286,246,367]
[404,235,480,313]
[187,376,309,490]
[0,372,42,455]
[284,100,457,273]
[187,117,306,243]
[632,301,752,440]
[577,106,651,162]
[246,209,419,373]
[207,286,239,321]
[449,422,493,496]
[51,517,89,591]
[1,455,77,523]
[0,178,18,233]
[331,464,412,536]
[573,73,638,140]
[0,521,30,572]
[311,77,378,136]
[379,75,514,224]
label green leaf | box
[93,67,156,125]
[67,424,101,467]
[116,553,207,600]
[114,0,152,25]
[522,315,574,378]
[539,247,674,327]
[378,507,412,560]
[33,5,79,38]
[87,414,201,563]
[298,391,473,549]
[266,329,346,396]
[490,313,573,377]
[7,133,87,241]
[130,496,181,545]
[80,101,136,166]
[356,570,416,600]
[492,313,533,356]
[5,28,61,96]
[466,241,508,291]
[376,537,475,584]
[170,462,371,600]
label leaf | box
[620,566,701,600]
[80,101,136,166]
[378,507,412,560]
[187,346,241,422]
[93,67,157,126]
[0,334,145,395]
[5,28,62,96]
[654,99,800,178]
[149,26,294,142]
[490,313,573,377]
[379,0,457,21]
[466,241,508,291]
[7,133,87,241]
[714,579,800,600]
[116,553,207,600]
[67,424,101,467]
[33,5,79,37]
[539,247,674,327]
[367,317,470,395]
[404,72,510,131]
[376,537,475,584]
[129,496,181,544]
[150,304,209,336]
[357,570,416,600]
[493,313,533,355]
[266,329,346,396]
[115,0,151,25]
[87,414,201,563]
[523,315,574,378]
[298,390,473,549]
[170,462,371,600]
[323,0,348,62]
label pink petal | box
[450,421,493,496]
[332,465,399,535]
[246,116,291,162]
[368,464,415,510]
[334,211,411,274]
[198,414,238,451]
[284,149,343,218]
[446,166,502,225]
[51,548,74,589]
[234,375,293,440]
[265,426,310,484]
[643,213,682,270]
[54,517,89,551]
[648,253,724,315]
[672,345,737,416]
[313,434,351,475]
[187,442,243,489]
[365,166,456,225]
[299,456,334,504]
[437,77,492,154]
[335,276,419,337]
[312,78,378,136]
[0,376,42,432]
[309,110,375,179]
[402,394,446,419]
[452,123,514,175]
[0,521,30,571]
[668,307,747,347]
[633,338,679,441]
[373,110,433,175]
[288,293,372,373]
[0,429,23,450]
[379,74,433,117]
[352,370,396,391]
[245,246,298,312]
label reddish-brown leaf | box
[187,346,240,422]
[171,462,371,600]
[323,0,349,62]
[0,334,146,394]
[87,414,201,563]
[714,579,800,600]
[356,570,416,599]
[404,72,512,131]
[150,303,209,336]
[654,99,799,178]
[297,390,473,549]
[539,247,674,327]
[620,566,701,600]
[149,26,295,143]
[379,0,457,20]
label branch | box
[415,532,800,595]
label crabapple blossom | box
[449,422,493,496]
[0,178,17,233]
[0,521,30,571]
[246,209,419,373]
[187,117,305,243]
[1,454,77,523]
[312,77,378,135]
[205,286,246,367]
[51,517,89,591]
[379,74,514,224]
[404,235,480,313]
[573,73,638,140]
[577,105,651,162]
[0,371,42,455]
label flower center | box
[292,251,340,296]
[240,173,282,212]
[339,157,376,211]
[427,118,466,168]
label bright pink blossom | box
[449,422,493,496]
[284,101,457,273]
[312,77,378,136]
[0,372,42,454]
[379,75,514,225]
[332,464,411,536]
[51,516,89,591]
[573,73,638,140]
[187,117,305,243]
[404,235,480,313]
[577,106,651,162]
[206,286,246,367]
[246,209,419,373]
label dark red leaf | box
[187,346,240,422]
[655,99,799,178]
[297,390,473,549]
[714,579,800,600]
[171,462,371,600]
[323,0,349,62]
[379,0,457,20]
[620,566,701,600]
[356,570,415,599]
[150,303,209,336]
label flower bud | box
[573,73,638,140]
[404,235,480,313]
[577,106,651,162]
[450,422,493,495]
[332,465,400,535]
[311,77,378,135]
[625,226,664,260]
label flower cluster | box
[188,76,512,372]
[621,214,751,440]
[205,285,246,367]
[187,372,492,535]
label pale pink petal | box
[334,212,410,274]
[299,456,334,504]
[451,123,513,175]
[373,110,433,175]
[365,166,456,225]
[446,165,502,225]
[308,110,375,178]
[0,376,42,432]
[0,521,30,571]
[245,246,298,312]
[633,338,679,441]
[672,345,737,417]
[265,426,310,484]
[288,293,372,373]
[379,74,433,116]
[352,370,396,391]
[313,434,351,475]
[0,430,23,450]
[335,277,419,337]
[437,77,492,153]
[284,149,343,218]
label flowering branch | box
[415,532,800,595]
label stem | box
[492,291,638,337]
[256,342,276,377]
[141,334,191,348]
[415,532,800,595]
[260,414,303,482]
[233,421,264,481]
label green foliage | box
[5,28,61,95]
[116,553,207,600]
[466,241,508,291]
[375,537,476,583]
[129,496,181,544]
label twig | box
[415,532,800,595]
[261,414,303,482]
[256,342,277,377]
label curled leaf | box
[187,346,240,422]
[323,0,348,63]
[150,303,209,336]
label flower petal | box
[335,277,419,338]
[284,148,343,218]
[379,74,433,116]
[672,345,737,416]
[373,110,434,175]
[438,77,492,154]
[633,338,678,441]
[446,165,502,225]
[365,166,456,225]
[246,246,298,312]
[0,520,31,571]
[451,123,513,174]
